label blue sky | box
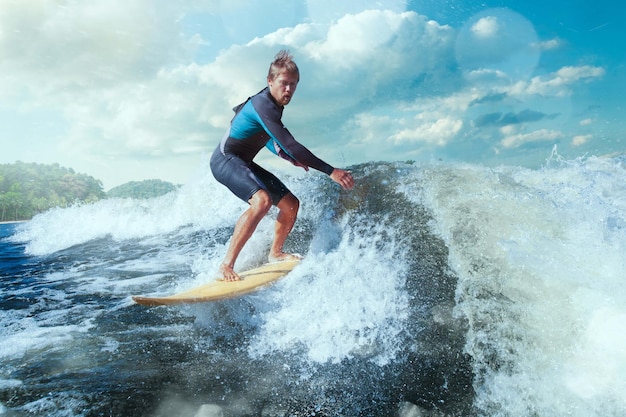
[1,0,624,189]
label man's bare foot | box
[219,263,241,282]
[268,252,303,263]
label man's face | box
[268,70,299,106]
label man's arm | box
[253,94,334,175]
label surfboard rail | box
[132,259,300,307]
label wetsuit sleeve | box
[254,97,335,175]
[265,140,297,164]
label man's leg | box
[220,190,272,281]
[269,193,300,262]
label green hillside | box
[0,162,179,221]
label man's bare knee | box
[249,190,272,215]
[278,193,299,213]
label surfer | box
[210,50,354,281]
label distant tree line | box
[0,162,178,221]
[0,162,105,221]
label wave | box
[7,153,626,415]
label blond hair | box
[267,49,299,81]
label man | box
[210,50,354,281]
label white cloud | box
[466,68,509,84]
[510,65,606,97]
[390,117,463,146]
[471,16,500,38]
[309,9,407,58]
[533,38,561,51]
[346,113,394,151]
[0,0,187,97]
[299,10,453,83]
[60,76,211,159]
[572,135,592,146]
[500,128,564,149]
[348,89,477,153]
[556,65,605,80]
[248,10,455,126]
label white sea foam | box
[249,217,410,366]
[417,155,626,416]
[3,156,625,415]
[11,170,242,255]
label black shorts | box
[210,146,291,205]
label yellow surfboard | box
[132,259,300,307]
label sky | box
[1,0,624,190]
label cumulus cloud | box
[471,16,500,38]
[533,38,562,51]
[296,11,454,104]
[0,0,187,96]
[0,0,210,160]
[572,135,592,146]
[500,128,564,149]
[348,89,478,152]
[61,75,211,159]
[245,9,457,150]
[390,117,463,146]
[510,65,605,97]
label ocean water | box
[1,154,625,416]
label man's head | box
[267,50,299,106]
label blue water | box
[1,154,625,416]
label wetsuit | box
[210,87,334,205]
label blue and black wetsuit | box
[210,87,334,205]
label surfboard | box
[132,259,300,307]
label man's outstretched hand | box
[330,168,355,190]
